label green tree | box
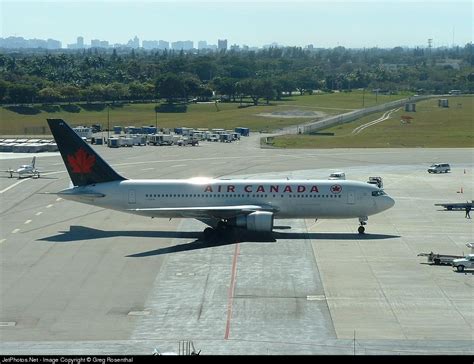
[8,84,37,104]
[59,85,80,103]
[129,82,155,101]
[38,87,62,103]
[156,73,185,103]
[0,80,9,102]
[212,77,237,101]
[104,82,130,102]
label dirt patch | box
[257,109,326,119]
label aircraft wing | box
[3,170,19,177]
[127,205,277,219]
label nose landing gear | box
[358,217,368,234]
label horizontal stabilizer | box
[58,189,105,198]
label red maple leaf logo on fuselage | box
[67,148,96,173]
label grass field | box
[0,90,408,135]
[270,96,474,148]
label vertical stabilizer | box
[47,119,126,186]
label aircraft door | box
[347,191,355,204]
[128,190,136,204]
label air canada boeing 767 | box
[47,118,394,238]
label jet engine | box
[235,211,274,232]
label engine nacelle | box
[235,211,274,232]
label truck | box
[107,137,120,148]
[177,137,199,146]
[434,201,473,211]
[148,134,174,146]
[220,134,232,143]
[452,254,474,272]
[209,134,219,142]
[417,252,463,265]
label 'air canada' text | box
[203,184,320,193]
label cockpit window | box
[372,190,386,196]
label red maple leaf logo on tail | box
[67,148,96,173]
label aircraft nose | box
[381,195,395,211]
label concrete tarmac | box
[0,134,472,355]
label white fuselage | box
[59,178,395,220]
[17,166,34,174]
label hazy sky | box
[1,0,472,48]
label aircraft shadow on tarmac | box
[0,175,57,179]
[39,225,400,257]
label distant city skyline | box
[0,35,293,50]
[1,1,472,49]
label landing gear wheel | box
[456,265,465,272]
[203,227,215,240]
[358,226,365,234]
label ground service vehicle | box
[418,252,463,265]
[434,201,473,211]
[428,163,451,173]
[328,172,346,180]
[452,254,474,272]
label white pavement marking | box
[46,204,54,208]
[56,197,62,202]
[0,322,16,327]
[35,211,43,216]
[24,220,32,224]
[12,229,20,234]
[0,171,66,194]
[0,239,6,245]
[171,164,186,168]
[141,168,155,171]
[128,311,151,316]
[307,295,327,301]
[0,179,28,194]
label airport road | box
[0,134,473,355]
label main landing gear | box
[202,220,230,240]
[358,217,368,234]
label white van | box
[328,172,346,180]
[428,163,451,174]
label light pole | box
[107,104,110,140]
[155,107,158,131]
